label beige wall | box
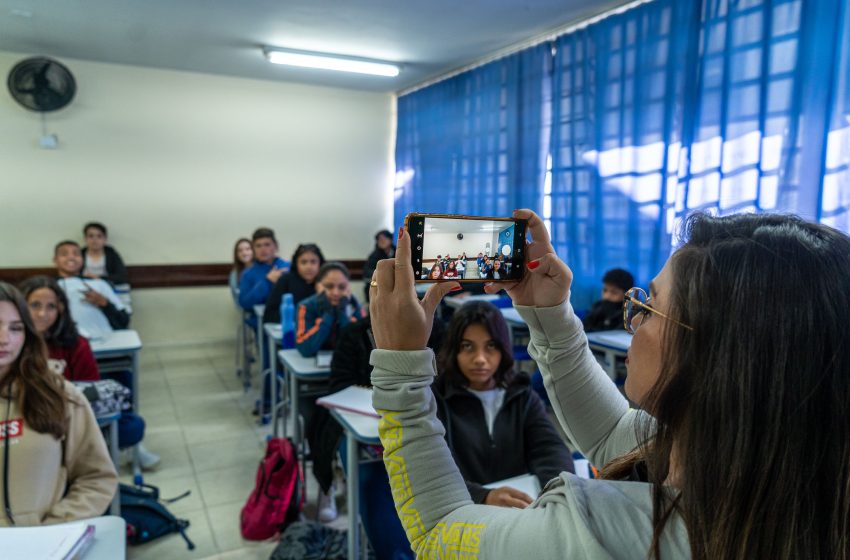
[0,51,392,345]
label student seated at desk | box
[295,263,364,357]
[362,230,395,303]
[433,301,573,506]
[263,243,325,325]
[54,240,130,340]
[20,277,160,470]
[443,261,460,279]
[81,222,128,286]
[582,268,634,332]
[238,227,291,316]
[228,237,254,301]
[305,316,445,528]
[0,282,117,526]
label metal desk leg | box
[604,350,617,381]
[109,419,121,516]
[290,372,299,442]
[130,351,142,484]
[346,432,360,560]
[257,325,267,412]
[267,332,277,427]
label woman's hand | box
[483,486,534,509]
[484,209,572,308]
[369,228,459,351]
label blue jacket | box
[238,257,290,312]
[296,292,364,357]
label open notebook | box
[316,386,378,417]
[0,521,95,559]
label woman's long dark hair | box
[0,282,67,439]
[437,301,515,389]
[604,213,850,559]
[291,243,326,281]
[19,276,79,348]
[232,238,252,274]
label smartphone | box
[405,213,527,283]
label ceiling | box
[0,0,628,93]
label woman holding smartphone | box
[367,210,850,559]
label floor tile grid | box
[126,342,346,560]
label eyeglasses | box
[623,287,693,334]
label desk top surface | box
[278,348,330,377]
[330,409,380,442]
[0,515,126,560]
[585,330,632,351]
[90,329,142,354]
[264,322,282,341]
[499,307,526,326]
[443,293,501,309]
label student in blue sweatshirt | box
[238,228,290,322]
[295,262,365,357]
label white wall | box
[0,51,393,344]
[422,232,499,260]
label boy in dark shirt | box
[582,268,634,332]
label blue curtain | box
[548,0,850,307]
[394,44,551,231]
[395,0,850,309]
[548,0,698,307]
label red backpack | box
[240,437,305,540]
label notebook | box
[483,473,541,499]
[316,386,377,417]
[0,521,95,559]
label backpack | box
[271,521,371,560]
[120,483,195,549]
[240,437,305,540]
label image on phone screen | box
[405,214,526,283]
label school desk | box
[584,330,632,380]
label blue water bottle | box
[280,293,296,349]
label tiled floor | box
[125,342,348,560]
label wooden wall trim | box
[0,260,366,289]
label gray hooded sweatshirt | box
[370,299,690,559]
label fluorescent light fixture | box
[264,47,399,77]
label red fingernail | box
[398,227,404,240]
[450,286,462,292]
[527,260,540,270]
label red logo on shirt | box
[0,419,23,440]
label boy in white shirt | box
[53,240,130,340]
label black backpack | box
[119,483,195,550]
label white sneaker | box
[137,444,161,471]
[317,487,338,523]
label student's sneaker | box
[137,444,161,471]
[317,486,338,523]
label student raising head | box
[54,240,130,340]
[295,262,364,357]
[434,301,573,507]
[237,227,291,313]
[81,222,128,286]
[0,281,117,526]
[19,277,156,466]
[367,209,850,559]
[263,243,326,325]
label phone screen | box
[405,214,527,283]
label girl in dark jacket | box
[434,301,574,507]
[263,243,325,325]
[362,230,395,302]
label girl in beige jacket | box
[0,281,117,526]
